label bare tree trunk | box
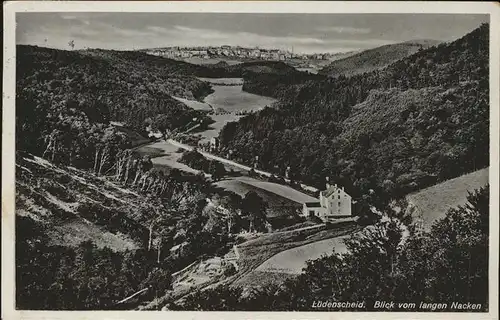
[141,176,148,191]
[94,148,100,174]
[116,288,149,305]
[140,175,148,191]
[115,152,125,180]
[69,148,74,166]
[148,222,154,251]
[42,137,54,159]
[160,182,168,196]
[133,169,142,186]
[51,141,57,162]
[157,240,162,264]
[123,154,132,184]
[98,148,109,176]
[146,179,154,191]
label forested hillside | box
[228,60,315,98]
[17,45,216,140]
[219,24,489,204]
[318,40,441,77]
[15,45,249,309]
[15,150,240,309]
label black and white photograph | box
[2,2,499,319]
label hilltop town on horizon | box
[139,45,359,62]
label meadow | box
[215,178,302,219]
[254,235,351,274]
[231,220,360,287]
[197,77,244,85]
[407,167,489,229]
[172,96,213,111]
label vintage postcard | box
[2,1,499,320]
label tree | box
[411,186,489,305]
[242,191,268,232]
[209,161,225,181]
[150,114,173,140]
[142,267,172,307]
[218,193,243,234]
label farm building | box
[302,181,352,221]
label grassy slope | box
[144,221,360,309]
[230,221,360,287]
[236,176,318,204]
[407,167,489,229]
[16,153,149,251]
[254,235,351,274]
[319,40,441,77]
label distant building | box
[210,137,219,151]
[285,166,291,179]
[302,179,352,221]
[251,49,261,58]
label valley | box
[13,15,491,312]
[186,79,276,143]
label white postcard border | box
[3,2,499,320]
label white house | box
[210,137,220,152]
[302,181,352,221]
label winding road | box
[166,138,319,193]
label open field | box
[236,176,318,204]
[197,77,244,85]
[135,141,200,175]
[172,96,213,111]
[231,220,360,287]
[255,235,351,274]
[407,167,489,229]
[215,178,301,218]
[195,113,243,143]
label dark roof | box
[304,202,321,208]
[322,184,347,198]
[322,186,338,198]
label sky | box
[16,13,488,54]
